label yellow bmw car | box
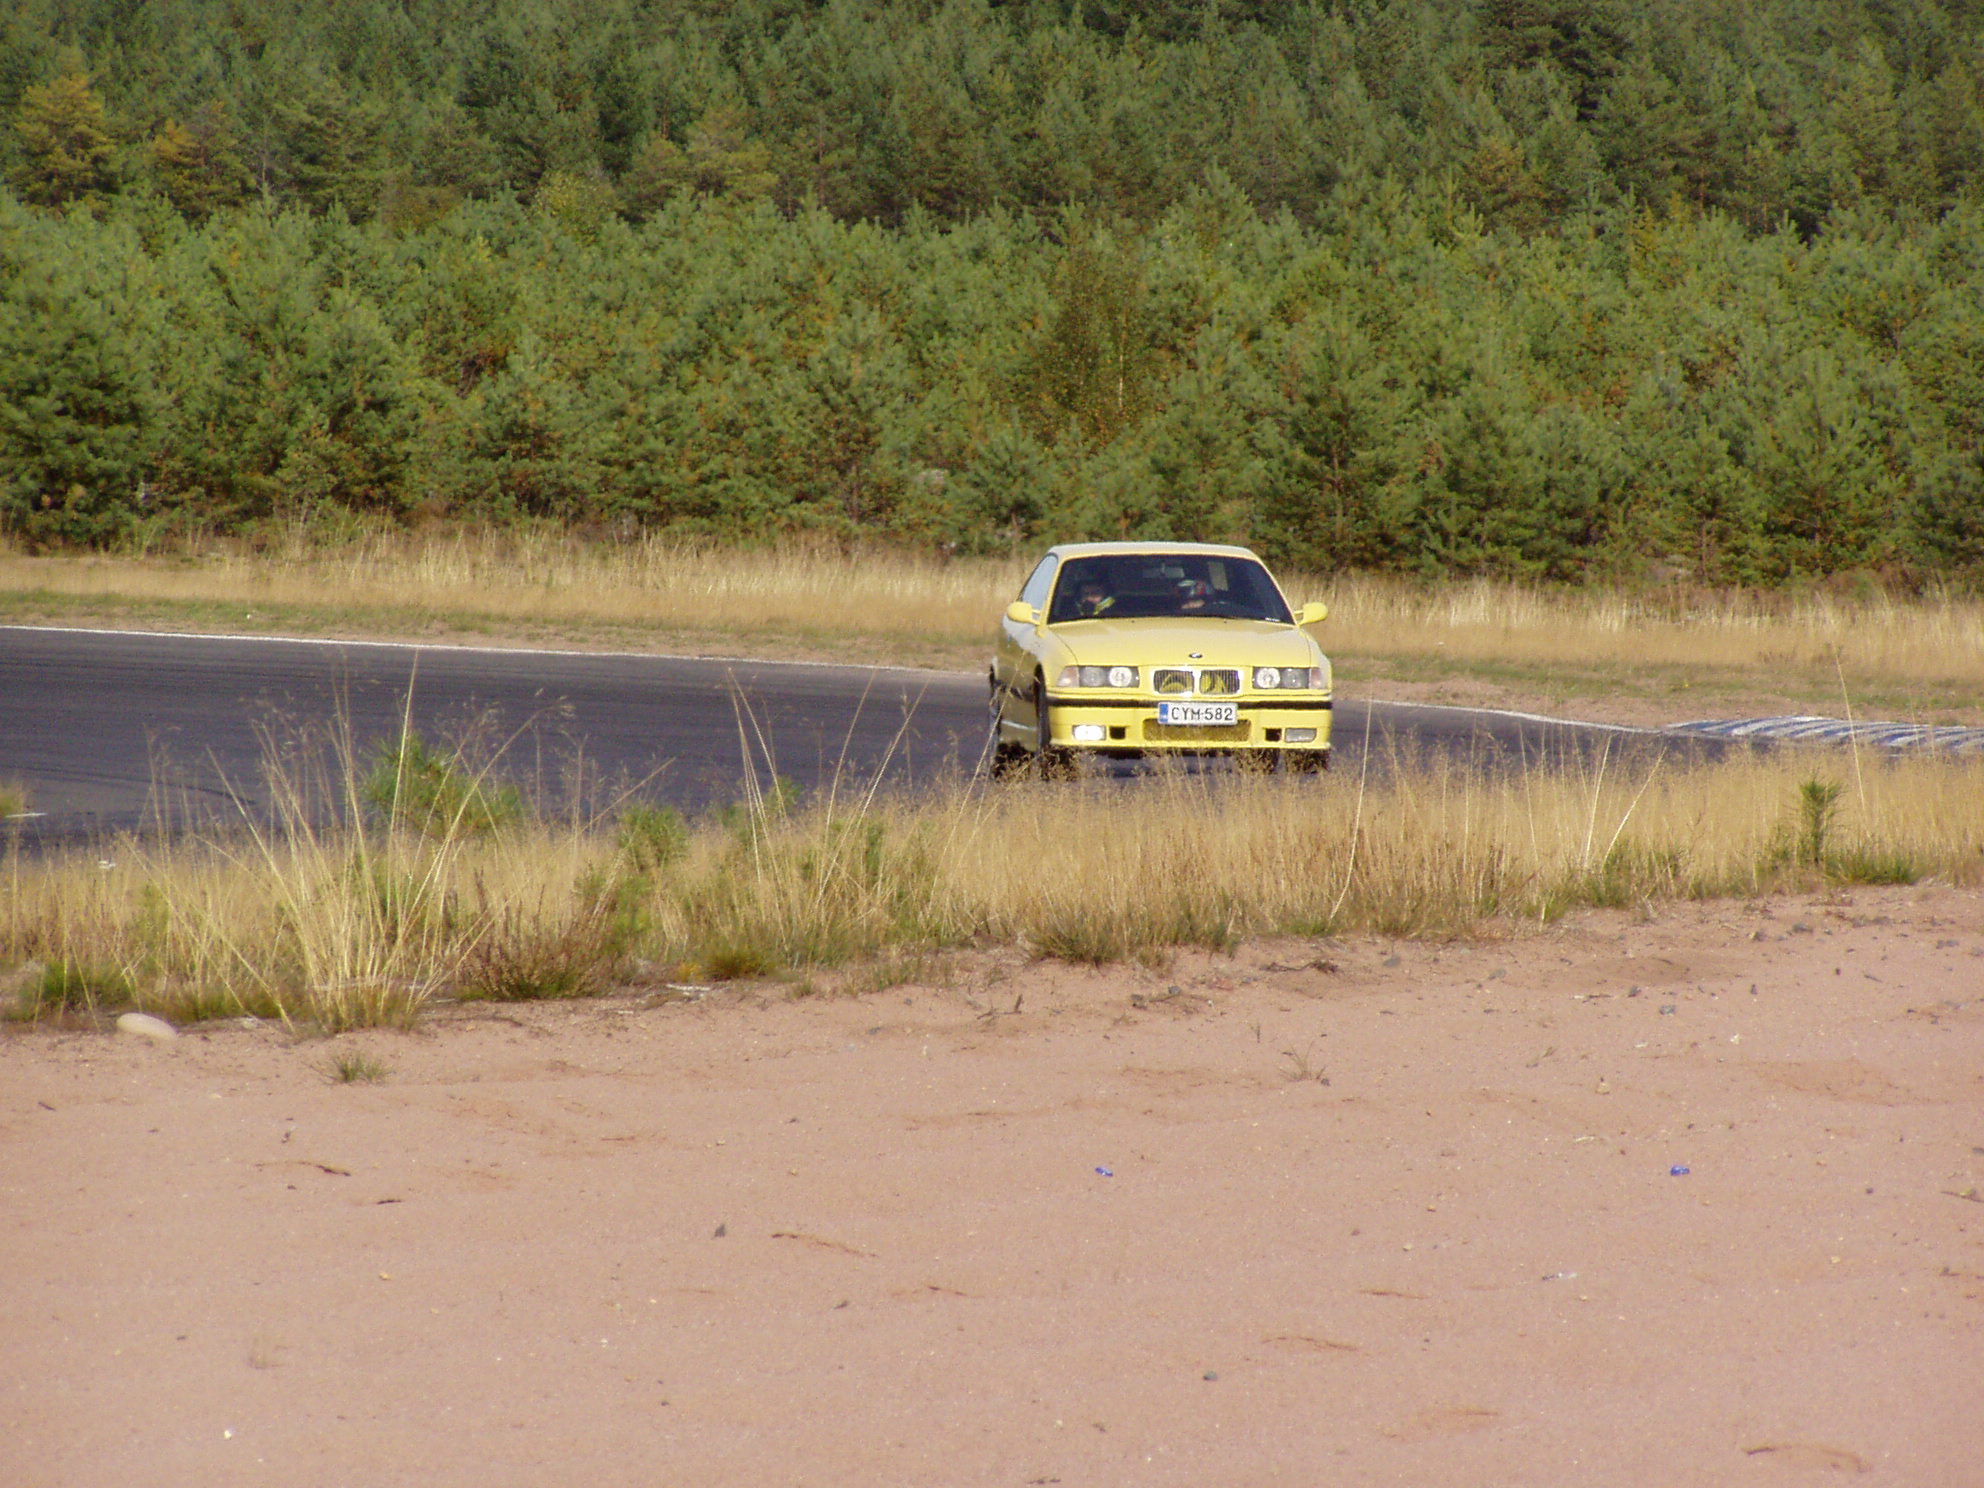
[990,542,1331,775]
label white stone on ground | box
[114,1012,178,1041]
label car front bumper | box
[1041,693,1333,753]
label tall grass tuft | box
[2,709,583,1029]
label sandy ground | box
[5,885,1983,1488]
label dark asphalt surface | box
[0,626,1682,845]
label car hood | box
[1047,616,1322,667]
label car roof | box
[1045,541,1264,561]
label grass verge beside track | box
[6,727,1982,1032]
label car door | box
[996,553,1057,739]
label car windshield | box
[1047,554,1292,625]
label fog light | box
[1071,724,1106,743]
[1285,727,1317,743]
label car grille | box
[1151,667,1241,696]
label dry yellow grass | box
[7,733,1980,1030]
[1321,573,1984,705]
[0,530,1018,652]
[5,531,1982,714]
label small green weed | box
[1030,908,1130,965]
[457,897,616,1001]
[1279,1041,1330,1085]
[712,776,800,845]
[617,804,688,872]
[361,730,523,837]
[324,1048,391,1084]
[1798,778,1844,867]
[701,938,778,981]
[1580,841,1690,910]
[1826,844,1920,886]
[25,958,135,1017]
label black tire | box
[984,679,1030,779]
[1285,749,1329,775]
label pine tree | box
[624,107,779,215]
[0,201,161,542]
[151,102,252,220]
[1827,39,1902,206]
[10,70,116,209]
[1024,225,1158,448]
[1476,0,1627,120]
[271,78,384,218]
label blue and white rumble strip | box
[1667,716,1984,754]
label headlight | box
[1254,666,1324,690]
[1057,665,1139,688]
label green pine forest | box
[5,0,1984,585]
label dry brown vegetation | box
[7,720,1981,1031]
[6,531,1984,717]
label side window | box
[1019,556,1058,610]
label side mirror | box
[1005,600,1041,627]
[1295,601,1328,626]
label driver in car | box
[1177,577,1210,612]
[1075,579,1115,617]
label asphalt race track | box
[1,626,1672,846]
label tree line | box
[3,0,1983,583]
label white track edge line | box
[1359,697,1655,734]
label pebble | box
[114,1012,178,1041]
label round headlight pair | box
[1254,666,1324,690]
[1058,664,1139,688]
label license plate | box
[1158,701,1237,726]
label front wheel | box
[1032,679,1076,779]
[985,681,1030,780]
